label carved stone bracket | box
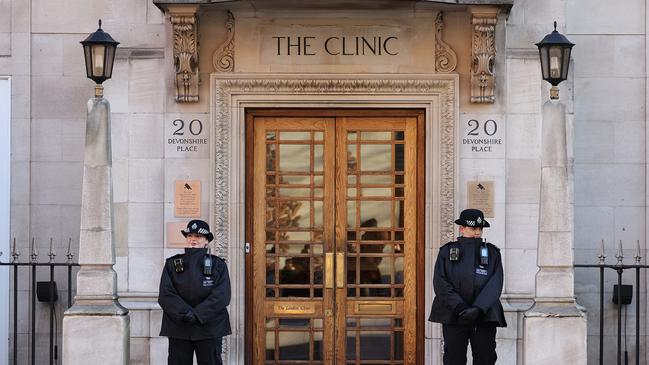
[169,5,200,102]
[435,12,457,73]
[213,11,235,72]
[469,7,498,103]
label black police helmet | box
[181,219,214,242]
[454,209,490,228]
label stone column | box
[523,100,586,364]
[62,92,130,365]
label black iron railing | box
[574,240,645,365]
[0,238,79,365]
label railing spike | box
[11,238,19,263]
[30,237,38,263]
[615,239,624,265]
[598,239,606,264]
[48,237,56,263]
[66,238,74,263]
[634,239,642,264]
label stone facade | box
[0,0,647,364]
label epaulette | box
[166,253,183,262]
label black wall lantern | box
[81,20,119,95]
[536,21,574,100]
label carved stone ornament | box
[169,6,199,102]
[470,11,497,103]
[213,11,235,72]
[435,12,457,73]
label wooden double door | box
[247,110,423,365]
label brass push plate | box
[355,301,395,314]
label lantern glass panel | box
[549,46,562,79]
[539,47,549,80]
[561,47,572,80]
[105,46,116,78]
[91,45,106,77]
[83,46,93,79]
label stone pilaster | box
[523,100,586,365]
[63,96,130,365]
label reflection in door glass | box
[279,144,311,171]
[360,144,392,171]
[278,332,309,360]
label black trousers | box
[168,337,223,365]
[442,323,497,365]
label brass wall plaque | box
[467,181,494,218]
[274,303,316,315]
[175,180,201,217]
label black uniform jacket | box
[158,247,232,340]
[428,237,507,327]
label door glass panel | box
[347,201,356,228]
[359,331,391,360]
[266,332,275,359]
[266,144,276,171]
[279,144,311,171]
[359,201,391,228]
[278,188,311,197]
[278,332,309,360]
[314,144,324,172]
[361,131,392,140]
[314,201,323,227]
[281,175,311,185]
[360,144,391,171]
[280,131,311,140]
[347,145,357,172]
[395,143,404,172]
[361,187,392,197]
[360,175,392,184]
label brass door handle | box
[336,253,345,288]
[325,253,334,289]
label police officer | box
[428,209,506,365]
[158,219,231,365]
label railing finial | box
[48,237,56,263]
[615,239,624,265]
[634,239,642,264]
[66,238,74,263]
[11,238,19,263]
[29,237,38,263]
[598,239,606,264]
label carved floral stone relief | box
[213,11,235,72]
[169,6,200,102]
[470,11,497,103]
[435,12,458,73]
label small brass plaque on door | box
[274,303,316,314]
[356,302,395,314]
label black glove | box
[458,307,482,322]
[182,310,197,324]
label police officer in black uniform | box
[158,219,231,365]
[429,209,506,365]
